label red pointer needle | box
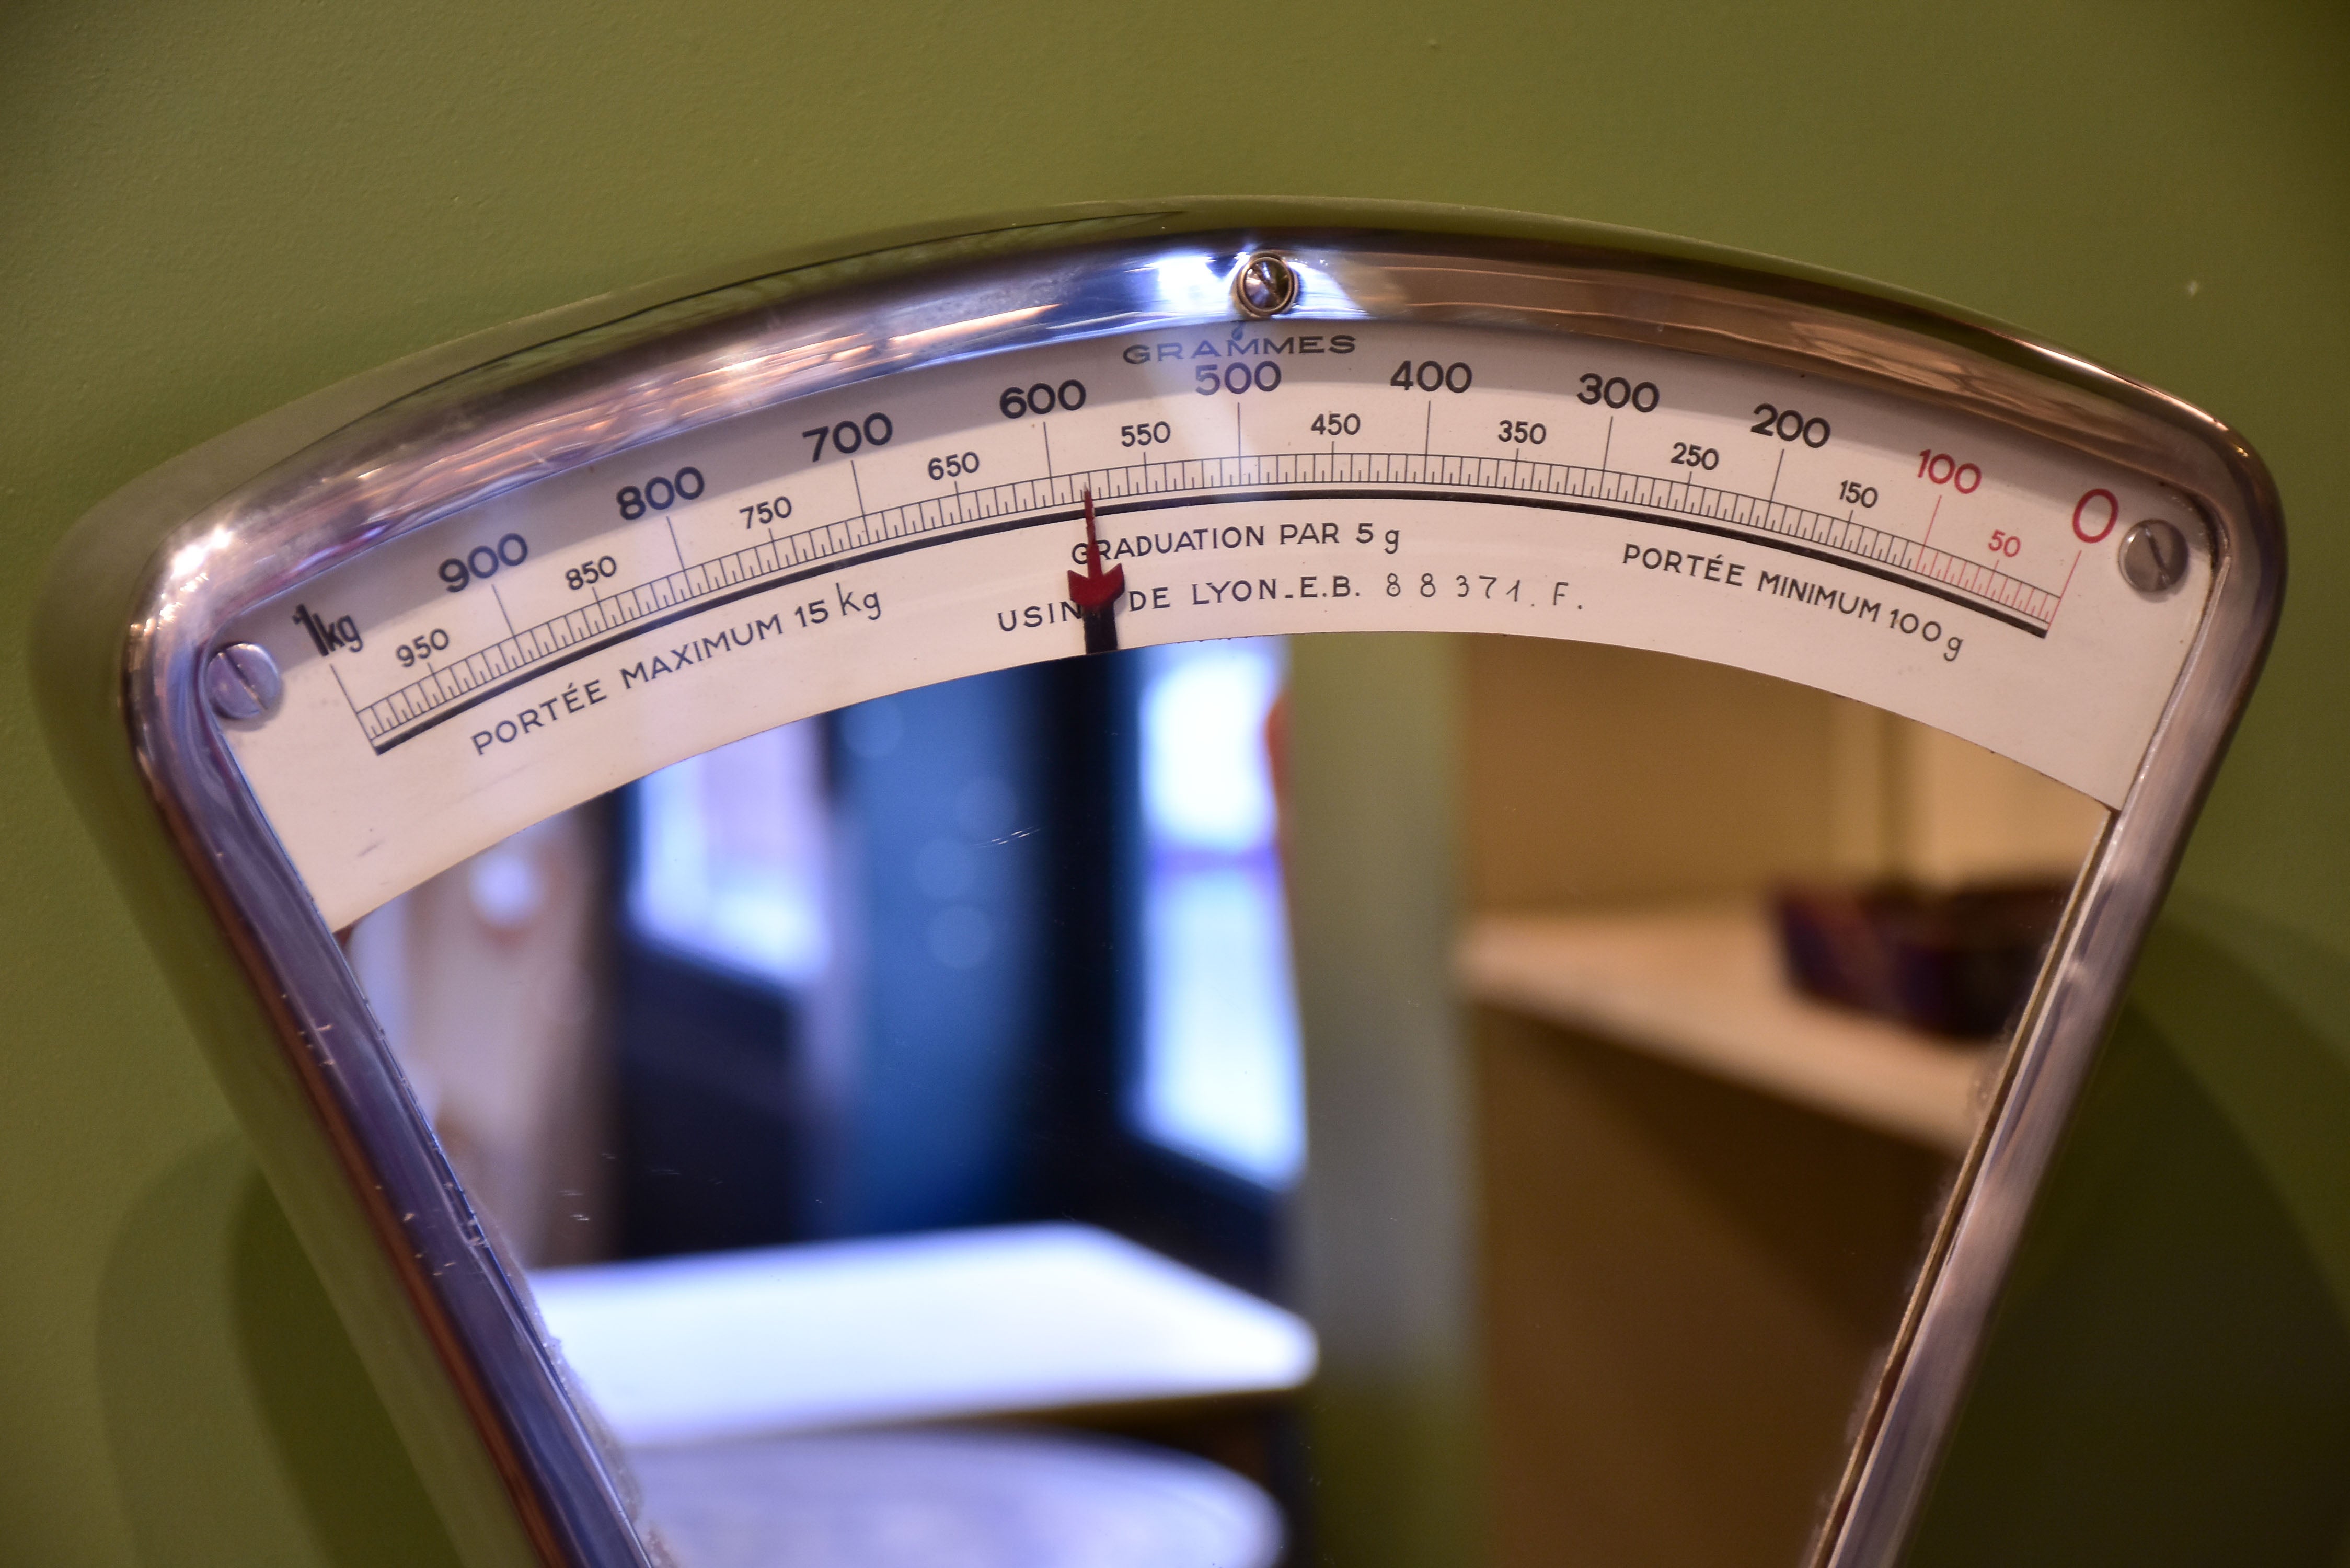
[1066,487,1125,652]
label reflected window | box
[1133,639,1304,1187]
[629,721,830,987]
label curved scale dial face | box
[220,316,2205,928]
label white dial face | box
[219,319,2205,929]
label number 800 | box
[616,466,707,520]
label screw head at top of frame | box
[1232,254,1299,319]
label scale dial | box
[220,285,2206,929]
[41,204,2281,1568]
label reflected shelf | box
[1455,904,1999,1156]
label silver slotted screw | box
[1232,253,1300,318]
[205,642,283,721]
[2117,518,2191,595]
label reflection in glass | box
[1135,639,1303,1187]
[352,648,1311,1566]
[345,635,2112,1568]
[1442,636,2106,1568]
[629,721,830,987]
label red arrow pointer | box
[1067,487,1126,653]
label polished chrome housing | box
[35,200,2283,1567]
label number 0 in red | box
[2073,488,2120,543]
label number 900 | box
[439,533,529,593]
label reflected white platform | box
[530,1223,1318,1447]
[632,1428,1284,1568]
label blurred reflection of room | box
[1284,633,2104,1568]
[348,641,1311,1566]
[346,631,2105,1568]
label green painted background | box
[4,2,2346,1562]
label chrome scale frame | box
[39,200,2283,1568]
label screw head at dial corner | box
[205,642,283,722]
[2118,518,2191,596]
[1233,253,1299,318]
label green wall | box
[4,2,2346,1562]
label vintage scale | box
[36,200,2280,1567]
